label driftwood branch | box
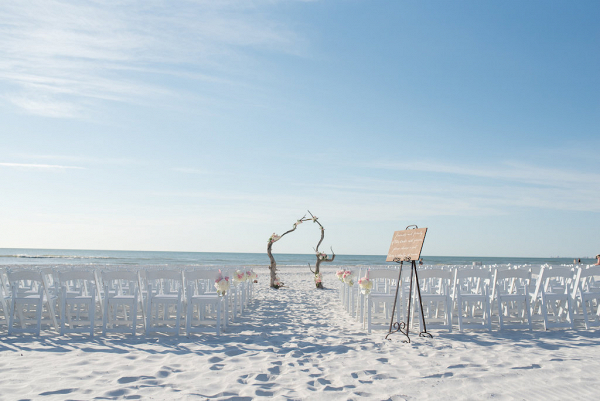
[267,214,311,288]
[307,210,335,289]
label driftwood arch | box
[306,211,335,289]
[267,211,335,289]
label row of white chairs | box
[0,266,256,337]
[338,264,600,333]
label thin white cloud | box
[368,159,600,189]
[0,0,307,117]
[171,167,211,175]
[0,162,85,170]
[12,153,142,166]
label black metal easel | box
[385,228,433,343]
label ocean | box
[0,248,590,267]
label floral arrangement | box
[233,269,247,284]
[268,233,282,244]
[314,272,322,285]
[316,251,328,261]
[342,270,354,286]
[273,276,283,289]
[336,270,345,281]
[358,277,373,295]
[214,272,230,296]
[246,270,257,281]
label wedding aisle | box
[1,266,600,400]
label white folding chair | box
[454,268,492,331]
[7,270,46,335]
[0,267,11,329]
[531,266,574,330]
[416,268,453,332]
[229,270,247,320]
[573,266,600,329]
[342,269,357,318]
[365,268,401,334]
[491,268,532,331]
[355,267,368,324]
[145,269,183,336]
[102,270,141,336]
[58,270,97,336]
[184,269,224,336]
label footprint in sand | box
[39,388,76,396]
[254,373,269,382]
[512,364,541,370]
[117,376,153,384]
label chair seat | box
[151,294,180,301]
[190,294,219,301]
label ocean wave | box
[0,254,116,260]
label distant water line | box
[0,248,593,268]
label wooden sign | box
[386,228,427,262]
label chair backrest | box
[58,270,97,294]
[366,268,400,294]
[541,267,574,280]
[532,266,575,304]
[0,267,11,295]
[493,268,531,298]
[59,270,96,282]
[418,268,453,296]
[145,269,182,295]
[146,269,182,281]
[7,269,43,283]
[574,266,600,296]
[576,266,600,280]
[495,268,530,281]
[6,270,45,300]
[454,268,491,297]
[184,269,220,281]
[184,269,220,296]
[367,268,399,280]
[418,269,453,280]
[102,270,139,297]
[456,268,491,280]
[102,270,139,282]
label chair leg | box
[103,298,109,336]
[90,296,95,337]
[216,301,221,336]
[60,290,66,336]
[172,295,181,336]
[132,301,137,336]
[35,298,43,336]
[367,298,372,334]
[146,299,152,336]
[8,299,15,335]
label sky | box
[0,0,599,258]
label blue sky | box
[0,0,598,257]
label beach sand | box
[1,266,600,400]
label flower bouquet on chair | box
[342,270,355,286]
[358,277,373,295]
[214,272,230,296]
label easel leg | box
[385,263,409,342]
[413,264,433,338]
[385,260,433,342]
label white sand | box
[2,266,600,400]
